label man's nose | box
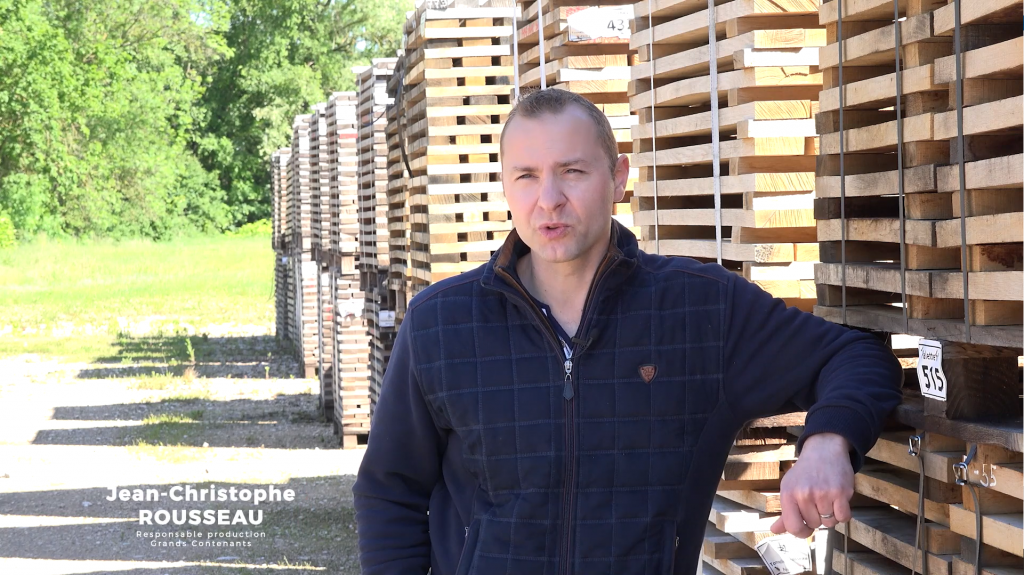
[536,172,566,212]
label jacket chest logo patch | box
[638,364,657,384]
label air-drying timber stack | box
[355,59,399,418]
[630,0,824,311]
[807,2,1023,574]
[701,413,811,575]
[385,51,412,331]
[514,0,640,229]
[318,92,373,444]
[283,113,321,378]
[811,0,1022,345]
[401,1,517,301]
[271,149,291,343]
[309,102,338,415]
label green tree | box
[200,0,411,227]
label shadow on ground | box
[75,334,303,380]
[31,395,336,449]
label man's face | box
[501,106,628,266]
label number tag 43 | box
[917,339,947,401]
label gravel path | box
[0,335,367,575]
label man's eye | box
[517,173,535,180]
[565,169,583,174]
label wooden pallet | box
[326,92,360,272]
[630,0,822,310]
[356,59,399,418]
[400,4,517,296]
[811,0,1023,342]
[271,149,291,252]
[332,270,372,448]
[385,54,411,324]
[288,114,314,253]
[830,426,1022,575]
[310,102,331,255]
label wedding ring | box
[820,513,834,519]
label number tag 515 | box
[917,339,947,401]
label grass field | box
[0,234,275,360]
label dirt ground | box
[0,334,367,575]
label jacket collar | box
[481,219,639,297]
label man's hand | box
[770,433,854,538]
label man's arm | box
[720,273,903,535]
[353,316,444,574]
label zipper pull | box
[562,360,574,400]
[465,526,469,538]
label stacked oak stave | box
[811,0,1023,346]
[630,0,825,311]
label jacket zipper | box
[493,251,622,575]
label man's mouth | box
[538,223,569,239]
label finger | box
[814,491,839,529]
[798,494,823,532]
[770,517,786,535]
[832,493,853,524]
[782,490,814,538]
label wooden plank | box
[709,495,779,533]
[933,37,1024,84]
[820,113,935,154]
[630,67,822,110]
[833,550,909,575]
[935,212,1023,247]
[934,96,1024,140]
[818,64,941,113]
[718,489,782,513]
[949,504,1024,558]
[936,154,1024,192]
[933,0,1024,36]
[837,506,960,575]
[633,100,814,139]
[634,137,815,167]
[815,263,1024,301]
[635,0,817,20]
[635,207,814,228]
[819,12,946,69]
[866,431,962,484]
[854,464,961,526]
[703,524,761,560]
[634,172,815,197]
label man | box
[353,89,903,575]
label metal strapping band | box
[893,0,909,333]
[648,0,660,254]
[708,0,722,265]
[908,435,929,575]
[512,6,521,100]
[538,0,547,90]
[953,0,971,341]
[955,445,983,575]
[838,0,848,326]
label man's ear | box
[613,154,629,203]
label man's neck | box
[515,243,609,339]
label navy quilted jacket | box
[353,221,903,575]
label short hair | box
[500,88,619,174]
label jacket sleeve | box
[353,311,444,575]
[721,272,904,470]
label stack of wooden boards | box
[811,0,1023,346]
[321,92,373,445]
[355,59,399,418]
[630,0,824,311]
[310,102,337,416]
[385,52,411,331]
[702,413,811,575]
[514,0,640,229]
[398,1,517,301]
[271,149,291,344]
[284,114,320,378]
[823,334,1023,575]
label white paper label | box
[378,310,396,328]
[756,535,813,575]
[917,339,947,401]
[565,6,633,42]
